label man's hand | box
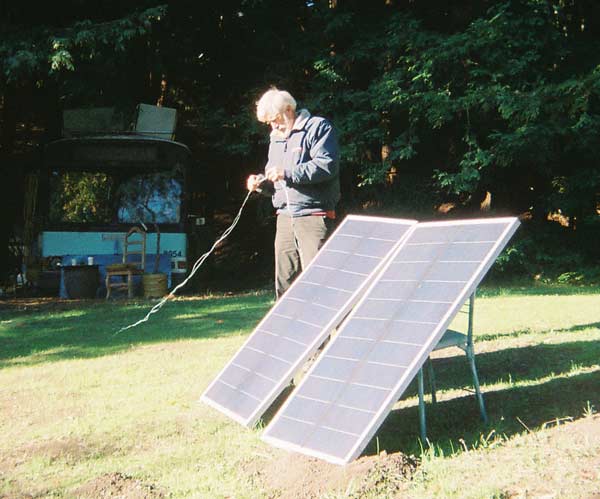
[265,166,285,182]
[246,174,263,192]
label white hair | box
[256,88,297,123]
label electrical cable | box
[114,190,253,335]
[115,175,301,335]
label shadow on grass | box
[365,368,600,458]
[557,321,600,333]
[258,335,600,457]
[478,321,600,342]
[361,332,600,457]
[414,336,600,396]
[0,293,272,368]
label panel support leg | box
[427,358,437,405]
[466,291,487,424]
[467,344,488,424]
[418,368,427,443]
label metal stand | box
[417,291,488,443]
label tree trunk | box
[0,84,18,283]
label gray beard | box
[271,129,289,140]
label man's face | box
[268,109,295,138]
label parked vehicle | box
[26,106,209,294]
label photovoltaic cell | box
[200,215,417,427]
[262,217,520,464]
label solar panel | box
[200,215,417,427]
[262,217,520,464]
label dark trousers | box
[274,214,333,299]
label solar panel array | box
[200,215,417,427]
[262,217,519,464]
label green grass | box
[1,292,273,499]
[0,292,270,368]
[0,285,599,498]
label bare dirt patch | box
[1,437,94,470]
[71,472,165,499]
[248,450,417,499]
[21,436,93,464]
[248,414,600,499]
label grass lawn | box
[0,284,599,499]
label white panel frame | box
[262,217,520,464]
[200,215,418,427]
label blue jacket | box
[265,109,340,216]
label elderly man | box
[247,88,340,298]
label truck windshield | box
[48,168,183,225]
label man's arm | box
[284,120,339,185]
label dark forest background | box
[2,0,600,289]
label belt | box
[277,210,336,219]
[311,210,336,219]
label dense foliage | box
[1,0,599,282]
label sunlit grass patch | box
[0,285,599,498]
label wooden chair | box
[417,292,488,442]
[105,227,146,299]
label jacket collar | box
[270,109,311,140]
[292,109,311,131]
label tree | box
[0,2,167,281]
[3,0,600,284]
